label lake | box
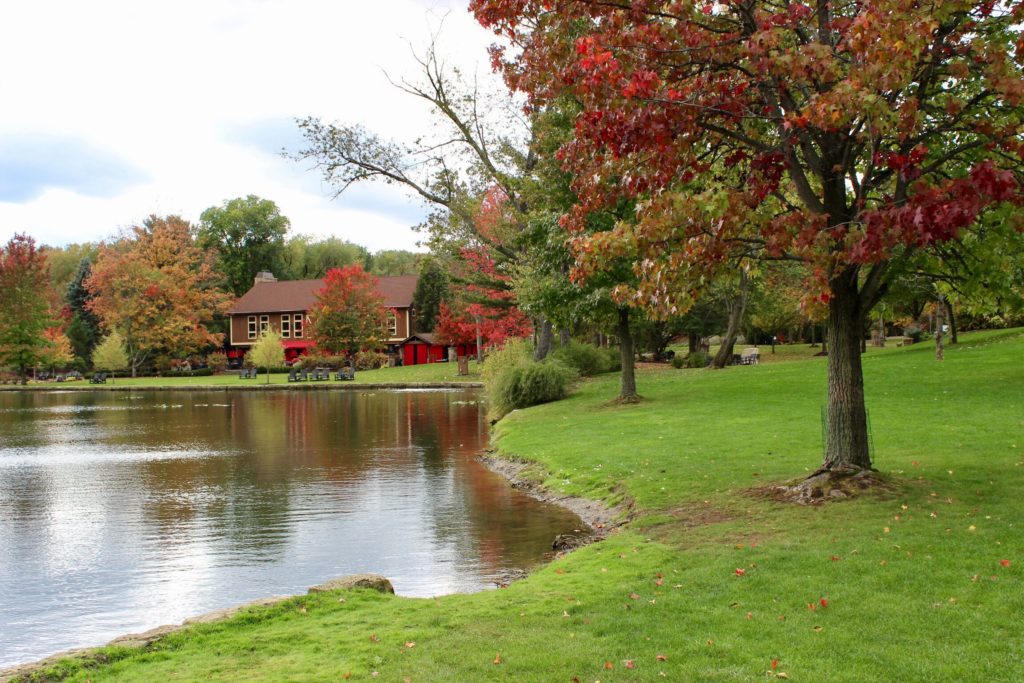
[0,389,583,668]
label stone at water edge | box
[308,574,395,594]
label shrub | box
[355,350,388,370]
[685,351,710,368]
[206,352,228,374]
[671,354,685,369]
[603,346,622,372]
[298,352,347,369]
[484,340,577,419]
[551,342,611,376]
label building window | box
[259,315,269,335]
[293,313,303,338]
[386,310,398,338]
[248,316,257,340]
[281,314,291,338]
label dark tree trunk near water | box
[616,307,639,401]
[823,271,873,472]
[711,270,750,369]
[534,319,554,361]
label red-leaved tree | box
[309,265,387,355]
[473,0,1024,479]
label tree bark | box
[934,298,945,361]
[944,298,958,344]
[616,307,639,401]
[823,271,872,471]
[688,334,699,354]
[534,318,554,361]
[711,270,750,369]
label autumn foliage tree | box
[86,215,232,377]
[473,0,1024,479]
[309,265,387,355]
[0,234,54,384]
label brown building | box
[227,271,417,362]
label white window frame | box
[259,315,269,335]
[386,310,398,338]
[248,315,257,340]
[293,313,303,338]
[281,314,291,338]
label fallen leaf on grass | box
[493,652,502,665]
[369,634,380,643]
[405,641,416,648]
[656,654,668,662]
[734,568,746,576]
[604,661,614,670]
[624,660,636,669]
[629,593,641,600]
[819,598,829,608]
[342,674,352,680]
[1000,559,1011,567]
[771,659,778,670]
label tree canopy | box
[308,265,387,355]
[198,195,291,296]
[86,215,232,376]
[0,234,54,383]
[473,0,1024,473]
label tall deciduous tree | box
[473,0,1024,479]
[309,265,387,355]
[87,215,232,376]
[198,195,290,296]
[0,234,53,384]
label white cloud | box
[0,0,502,251]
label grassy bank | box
[16,329,1023,682]
[2,361,481,390]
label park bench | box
[741,348,760,365]
[336,366,355,381]
[90,373,107,384]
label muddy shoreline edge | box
[1,447,624,682]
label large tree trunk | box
[823,271,872,471]
[616,307,639,402]
[534,318,554,361]
[688,334,700,354]
[711,270,749,369]
[934,298,945,361]
[559,327,571,347]
[944,298,958,344]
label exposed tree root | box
[756,466,895,505]
[610,394,643,405]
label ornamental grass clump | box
[483,339,578,419]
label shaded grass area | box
[5,361,481,390]
[19,329,1024,682]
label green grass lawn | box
[7,361,482,390]
[19,329,1024,682]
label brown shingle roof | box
[229,274,417,315]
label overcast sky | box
[0,0,502,252]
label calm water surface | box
[0,389,583,667]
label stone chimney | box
[254,271,277,285]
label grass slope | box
[21,330,1024,682]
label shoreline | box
[0,446,620,683]
[0,381,483,392]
